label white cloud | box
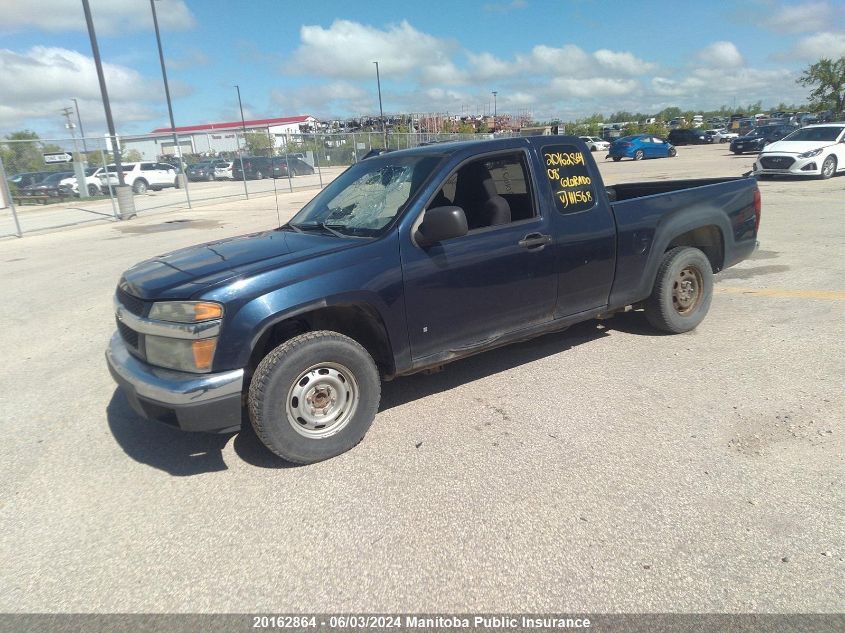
[290,20,458,81]
[762,2,833,34]
[470,44,655,80]
[0,46,174,131]
[0,0,195,35]
[696,41,744,68]
[790,31,845,59]
[167,49,210,70]
[271,82,372,117]
[484,0,527,13]
[547,77,638,99]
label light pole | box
[492,91,497,133]
[81,0,132,219]
[150,0,191,207]
[373,61,386,147]
[234,85,249,199]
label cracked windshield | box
[288,156,441,236]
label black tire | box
[644,247,714,334]
[612,157,622,162]
[255,170,264,180]
[669,147,677,157]
[820,155,836,180]
[248,331,381,464]
[207,172,214,181]
[132,179,148,194]
[719,138,727,143]
[87,184,99,196]
[634,149,644,161]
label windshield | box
[782,126,844,142]
[288,154,441,237]
[84,167,99,175]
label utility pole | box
[492,91,498,133]
[72,98,88,153]
[81,0,133,219]
[150,0,191,207]
[62,106,89,199]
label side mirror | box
[415,206,468,247]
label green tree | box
[798,57,845,113]
[0,130,47,175]
[244,131,274,155]
[124,149,143,162]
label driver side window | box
[428,153,535,231]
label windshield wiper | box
[281,222,303,233]
[289,222,347,238]
[319,222,346,238]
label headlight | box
[798,148,823,159]
[145,336,217,373]
[148,301,223,323]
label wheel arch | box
[246,302,396,382]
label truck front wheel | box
[644,247,713,334]
[248,331,381,464]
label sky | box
[1,0,845,140]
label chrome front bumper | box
[106,333,245,433]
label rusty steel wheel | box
[672,265,704,316]
[645,246,713,334]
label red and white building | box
[116,115,318,159]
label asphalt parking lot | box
[0,143,842,612]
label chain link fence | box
[0,129,504,238]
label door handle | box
[518,233,552,250]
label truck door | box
[400,150,557,361]
[539,141,616,318]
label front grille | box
[760,156,795,169]
[117,319,139,349]
[116,287,145,316]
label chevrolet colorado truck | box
[107,136,761,463]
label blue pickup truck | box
[107,136,761,463]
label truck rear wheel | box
[248,331,381,464]
[644,247,713,334]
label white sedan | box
[753,123,845,179]
[214,160,234,179]
[709,128,738,143]
[579,136,610,152]
[59,166,104,196]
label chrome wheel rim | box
[286,362,359,439]
[672,265,703,315]
[823,159,835,177]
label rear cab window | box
[541,144,596,214]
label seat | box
[452,162,511,230]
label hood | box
[760,140,835,155]
[120,229,361,299]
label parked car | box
[213,161,234,180]
[667,128,709,145]
[231,156,272,180]
[607,135,677,161]
[729,124,798,154]
[186,161,218,182]
[98,161,179,194]
[9,171,54,189]
[107,135,760,463]
[754,123,845,179]
[579,136,610,152]
[281,156,315,176]
[19,171,74,197]
[708,128,739,143]
[59,166,104,196]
